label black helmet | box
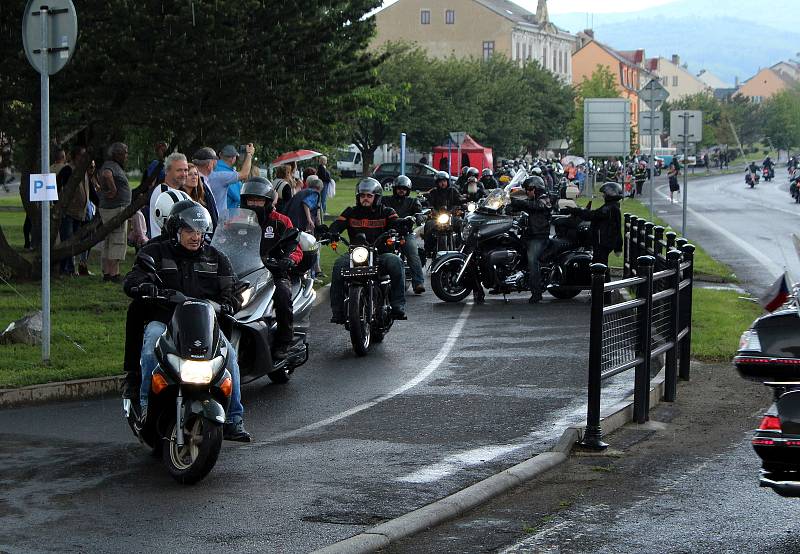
[435,171,450,186]
[164,200,212,240]
[393,175,412,194]
[600,181,624,201]
[481,168,492,177]
[467,167,480,178]
[460,166,469,176]
[240,176,276,203]
[356,177,383,208]
[523,176,546,193]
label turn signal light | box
[399,239,406,246]
[758,415,782,431]
[331,242,338,251]
[386,237,395,246]
[152,373,168,395]
[752,438,775,446]
[221,376,232,397]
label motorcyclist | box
[459,167,481,195]
[328,177,407,323]
[480,168,499,190]
[423,171,462,256]
[746,161,760,185]
[763,156,775,173]
[510,176,552,304]
[565,182,624,267]
[123,200,251,442]
[239,177,303,359]
[383,175,426,294]
[454,166,470,192]
[464,176,487,203]
[121,189,191,401]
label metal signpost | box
[22,0,78,362]
[670,110,702,237]
[449,131,466,178]
[399,133,407,176]
[583,99,631,196]
[639,79,669,214]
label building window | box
[558,51,563,73]
[543,47,547,68]
[483,41,495,60]
[528,44,532,60]
[420,9,430,24]
[672,75,678,87]
[553,50,557,71]
[445,9,455,24]
[516,43,520,61]
[662,76,669,86]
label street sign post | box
[639,79,669,215]
[399,133,407,176]
[22,0,78,363]
[449,132,467,178]
[670,110,703,237]
[584,99,631,197]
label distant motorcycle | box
[746,170,760,188]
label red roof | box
[617,49,645,65]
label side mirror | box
[137,253,157,274]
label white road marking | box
[654,183,783,278]
[263,302,473,443]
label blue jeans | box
[140,321,243,423]
[330,253,405,318]
[401,234,425,287]
[526,238,549,296]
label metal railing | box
[580,241,695,450]
[623,213,692,277]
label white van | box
[336,145,363,177]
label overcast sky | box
[378,1,679,15]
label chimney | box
[583,29,594,38]
[536,0,550,24]
[735,76,739,87]
[671,54,680,66]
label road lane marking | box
[654,184,783,278]
[261,302,474,444]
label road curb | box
[313,371,667,554]
[0,284,332,410]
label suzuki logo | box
[193,340,203,347]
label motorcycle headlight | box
[239,287,253,308]
[466,201,477,213]
[461,223,472,241]
[437,213,451,225]
[738,330,761,352]
[167,354,225,384]
[351,246,369,265]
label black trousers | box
[123,300,149,390]
[271,273,294,346]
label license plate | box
[341,266,379,278]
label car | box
[371,162,456,192]
[676,154,697,166]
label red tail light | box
[758,415,782,431]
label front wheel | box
[431,258,471,303]
[348,285,371,356]
[163,414,223,485]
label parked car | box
[372,162,456,191]
[676,154,697,166]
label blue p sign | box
[34,179,44,193]
[30,173,58,201]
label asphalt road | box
[391,168,800,553]
[0,270,639,552]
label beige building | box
[737,67,794,103]
[771,61,800,82]
[372,0,576,82]
[644,55,710,100]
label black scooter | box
[123,255,231,485]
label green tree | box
[567,65,620,154]
[762,88,800,152]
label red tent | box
[432,135,494,175]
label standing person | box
[192,146,219,204]
[317,155,333,216]
[510,176,552,304]
[98,142,131,282]
[146,152,189,239]
[667,158,681,203]
[135,140,167,198]
[56,145,91,276]
[273,164,297,214]
[703,152,711,174]
[208,143,254,213]
[633,161,648,197]
[567,182,623,267]
[182,162,218,230]
[284,175,322,233]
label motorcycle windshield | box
[507,168,528,189]
[483,188,510,211]
[210,208,264,278]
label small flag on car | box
[759,272,790,312]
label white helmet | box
[153,189,191,230]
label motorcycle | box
[746,169,760,188]
[123,255,231,484]
[734,282,800,496]
[763,165,774,182]
[323,221,412,356]
[210,208,316,384]
[430,187,593,303]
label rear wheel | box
[431,258,471,303]
[348,285,371,356]
[163,413,223,485]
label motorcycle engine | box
[485,249,519,284]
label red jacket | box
[259,210,303,264]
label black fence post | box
[623,213,631,277]
[580,263,610,450]
[634,255,655,424]
[629,216,639,274]
[664,249,682,402]
[644,222,655,256]
[679,244,695,381]
[653,226,665,268]
[665,231,676,253]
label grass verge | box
[691,288,763,362]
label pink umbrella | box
[269,149,322,169]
